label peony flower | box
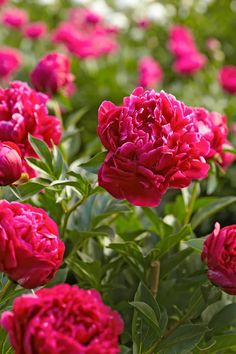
[220,142,236,169]
[0,201,64,288]
[0,0,7,6]
[30,52,74,96]
[202,223,236,295]
[218,66,236,94]
[53,8,118,59]
[97,87,210,207]
[138,57,163,88]
[191,107,228,159]
[137,18,150,29]
[0,81,62,177]
[2,8,28,29]
[173,51,207,75]
[0,47,21,79]
[168,25,207,75]
[0,142,22,185]
[1,284,123,353]
[23,22,47,39]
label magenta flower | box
[219,66,236,94]
[138,57,163,88]
[97,87,210,207]
[2,8,28,29]
[0,142,22,185]
[23,22,47,39]
[202,223,236,295]
[0,47,21,79]
[1,284,123,353]
[0,201,64,288]
[31,52,74,96]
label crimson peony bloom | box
[202,223,236,295]
[53,8,118,59]
[0,142,22,185]
[0,81,62,177]
[138,57,163,88]
[2,8,28,29]
[97,87,210,207]
[168,25,207,75]
[0,201,64,288]
[23,22,47,39]
[1,284,123,353]
[30,52,74,96]
[0,47,21,79]
[218,66,236,94]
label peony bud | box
[0,142,22,186]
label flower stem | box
[184,181,199,225]
[150,260,160,298]
[61,196,86,239]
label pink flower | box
[0,0,7,6]
[97,87,210,207]
[191,107,228,159]
[0,201,64,288]
[221,142,236,169]
[218,66,236,94]
[0,47,21,79]
[53,8,118,59]
[173,52,207,75]
[205,37,220,51]
[0,81,62,177]
[1,284,123,353]
[23,22,47,39]
[0,142,22,185]
[31,52,74,96]
[202,223,236,295]
[168,25,207,75]
[2,8,28,29]
[137,18,150,29]
[138,57,163,88]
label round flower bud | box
[0,142,22,185]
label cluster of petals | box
[97,87,210,207]
[0,201,64,289]
[31,52,75,96]
[218,65,236,94]
[190,106,235,168]
[0,47,21,79]
[0,81,62,177]
[23,21,47,39]
[53,7,118,59]
[202,223,236,295]
[1,284,123,353]
[138,56,163,88]
[1,8,28,29]
[168,25,207,75]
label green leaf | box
[208,332,236,352]
[184,238,205,253]
[208,304,236,333]
[26,157,52,175]
[191,197,236,230]
[79,151,107,174]
[28,135,52,170]
[142,208,173,238]
[160,248,193,279]
[10,181,47,200]
[129,301,160,331]
[156,324,208,354]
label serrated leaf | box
[191,197,236,230]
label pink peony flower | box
[53,8,118,59]
[202,223,236,295]
[23,22,47,39]
[1,284,123,353]
[2,8,28,29]
[137,18,150,29]
[0,0,7,6]
[31,52,74,96]
[0,142,22,185]
[218,66,236,94]
[97,87,210,207]
[0,81,62,177]
[138,57,163,88]
[0,201,64,288]
[173,51,207,75]
[169,25,207,75]
[0,47,21,79]
[220,142,236,169]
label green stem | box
[52,100,62,121]
[0,279,17,305]
[150,261,160,298]
[61,196,86,238]
[184,182,199,225]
